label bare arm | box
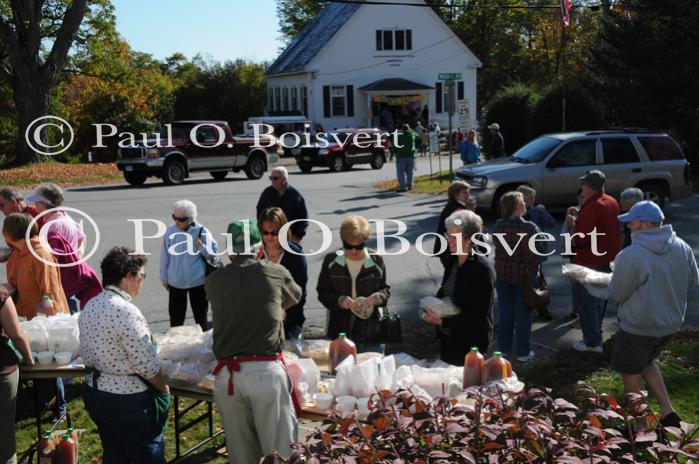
[0,298,34,366]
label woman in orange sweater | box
[2,213,69,319]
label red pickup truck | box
[116,120,281,186]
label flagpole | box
[560,0,569,131]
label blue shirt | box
[460,141,480,164]
[160,222,219,289]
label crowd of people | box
[0,161,697,463]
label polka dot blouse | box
[78,286,160,394]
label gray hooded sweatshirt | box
[606,224,699,337]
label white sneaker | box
[516,351,535,362]
[573,340,603,353]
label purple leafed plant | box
[263,386,699,463]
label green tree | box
[275,0,325,44]
[174,59,267,134]
[530,84,603,136]
[0,0,112,165]
[589,0,699,162]
[484,83,540,154]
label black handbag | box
[197,227,220,276]
[350,306,402,345]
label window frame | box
[546,139,598,168]
[601,137,641,165]
[330,85,346,117]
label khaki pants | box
[214,360,297,464]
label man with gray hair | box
[586,201,698,428]
[256,166,308,243]
[207,220,302,463]
[620,187,644,248]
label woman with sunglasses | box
[259,207,308,342]
[160,200,218,331]
[317,215,390,353]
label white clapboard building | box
[265,0,481,132]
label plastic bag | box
[377,355,396,390]
[47,316,80,355]
[165,325,203,338]
[330,355,355,397]
[419,296,461,318]
[289,358,320,394]
[352,357,380,398]
[393,352,425,368]
[165,362,211,386]
[411,365,451,398]
[21,320,49,352]
[391,365,414,391]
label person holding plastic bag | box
[80,247,169,464]
[0,296,34,464]
[422,210,495,365]
[317,215,392,353]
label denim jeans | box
[395,157,415,190]
[37,378,66,418]
[496,281,532,358]
[574,281,606,347]
[83,385,165,464]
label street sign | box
[438,73,462,80]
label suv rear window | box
[639,136,685,161]
[602,138,640,164]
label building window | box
[283,87,289,111]
[301,86,308,116]
[331,86,346,117]
[376,29,413,51]
[291,87,298,111]
[268,88,274,111]
[275,88,281,111]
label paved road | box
[3,156,698,358]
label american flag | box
[560,0,571,27]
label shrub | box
[530,84,604,137]
[483,83,541,155]
[264,386,699,463]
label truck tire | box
[124,172,147,186]
[329,154,347,172]
[162,160,186,185]
[370,152,385,170]
[210,170,228,181]
[299,163,313,173]
[245,155,266,179]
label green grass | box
[15,385,228,463]
[516,330,699,424]
[375,170,453,195]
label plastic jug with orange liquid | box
[329,332,357,374]
[481,352,513,384]
[462,346,485,388]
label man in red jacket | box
[567,170,622,353]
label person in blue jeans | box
[391,124,418,192]
[492,191,545,363]
[80,247,169,463]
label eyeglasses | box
[172,214,190,222]
[261,230,279,236]
[343,241,366,250]
[269,176,282,181]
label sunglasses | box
[133,271,146,279]
[261,230,279,236]
[342,241,366,250]
[172,214,190,222]
[269,176,282,181]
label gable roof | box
[266,2,361,76]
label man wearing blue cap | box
[589,201,698,428]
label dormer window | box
[376,29,412,51]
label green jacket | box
[391,130,419,159]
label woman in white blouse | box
[79,246,169,463]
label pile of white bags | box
[21,314,80,356]
[418,296,461,318]
[156,326,215,387]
